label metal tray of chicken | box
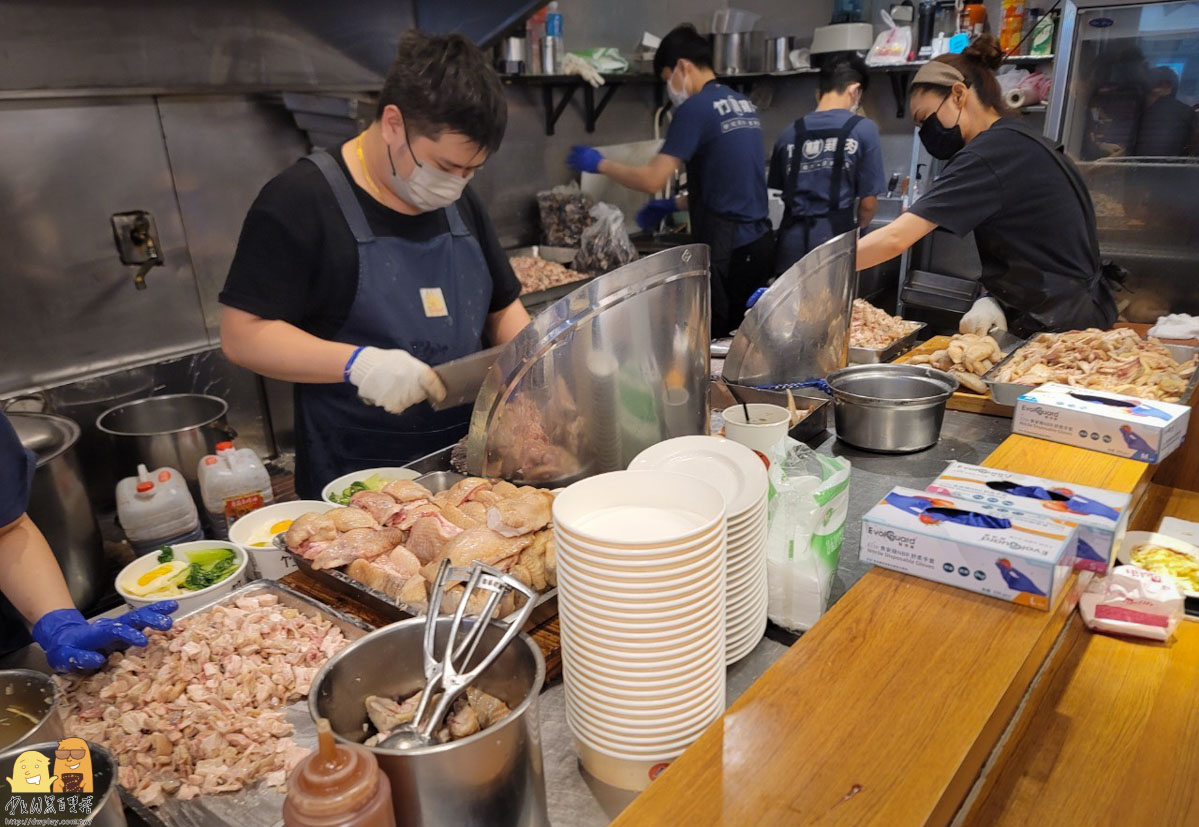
[982,339,1199,408]
[848,322,928,364]
[111,580,374,827]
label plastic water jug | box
[115,464,203,556]
[197,442,273,539]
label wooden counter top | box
[613,435,1165,826]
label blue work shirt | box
[661,82,771,250]
[768,109,885,222]
[1,414,37,654]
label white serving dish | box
[228,500,332,579]
[115,540,248,613]
[320,466,421,505]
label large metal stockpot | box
[824,364,958,453]
[7,413,105,610]
[96,394,234,490]
[309,616,548,827]
[0,670,62,751]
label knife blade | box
[431,346,504,411]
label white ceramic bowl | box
[562,631,722,664]
[567,693,722,735]
[721,403,790,454]
[567,709,719,749]
[116,540,247,613]
[320,467,421,505]
[566,669,725,711]
[563,642,724,682]
[228,500,332,579]
[554,518,725,557]
[560,574,725,614]
[557,536,726,576]
[562,633,725,673]
[558,598,723,636]
[556,559,725,600]
[553,471,726,546]
[569,714,705,756]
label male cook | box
[567,24,773,337]
[220,32,529,498]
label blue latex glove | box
[746,287,769,309]
[635,198,676,231]
[1076,538,1105,563]
[996,560,1045,595]
[1119,425,1155,461]
[920,507,1012,529]
[1068,392,1173,421]
[32,601,178,673]
[1056,494,1120,521]
[995,483,1120,521]
[567,145,603,174]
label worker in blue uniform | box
[567,25,774,337]
[768,53,885,274]
[0,414,177,671]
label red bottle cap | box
[216,441,235,451]
[136,481,154,493]
[158,470,172,482]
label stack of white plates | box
[553,470,727,792]
[630,436,770,663]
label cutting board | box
[896,336,1013,418]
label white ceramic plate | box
[320,466,421,505]
[630,436,768,518]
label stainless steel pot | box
[96,394,234,490]
[309,616,548,827]
[823,364,958,453]
[0,670,62,751]
[0,740,126,826]
[7,414,106,610]
[764,36,792,72]
[711,32,753,74]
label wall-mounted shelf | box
[503,73,662,136]
[876,55,1055,118]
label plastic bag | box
[536,183,596,247]
[574,202,637,274]
[764,440,851,633]
[866,10,912,66]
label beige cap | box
[912,60,966,88]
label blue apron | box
[294,151,492,499]
[775,114,863,274]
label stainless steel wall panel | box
[0,98,208,394]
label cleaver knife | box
[431,346,504,411]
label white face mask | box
[387,132,472,212]
[667,68,690,108]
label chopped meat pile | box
[483,381,584,483]
[509,256,588,296]
[56,595,349,808]
[286,478,558,614]
[993,328,1197,401]
[908,333,1005,394]
[361,686,511,747]
[850,299,921,350]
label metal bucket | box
[824,364,958,453]
[764,36,792,72]
[96,394,234,490]
[710,32,753,74]
[0,740,126,826]
[0,670,62,752]
[309,616,548,827]
[7,414,106,611]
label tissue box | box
[1012,383,1191,464]
[860,487,1077,610]
[927,461,1131,574]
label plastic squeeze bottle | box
[283,719,396,827]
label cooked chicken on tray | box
[361,686,512,746]
[850,299,922,350]
[907,333,1005,394]
[992,328,1197,401]
[286,477,557,614]
[56,594,349,807]
[509,255,588,296]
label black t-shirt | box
[219,147,522,340]
[910,118,1112,335]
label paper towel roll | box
[1005,86,1042,109]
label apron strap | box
[304,150,375,244]
[444,202,471,237]
[827,114,864,215]
[785,116,809,209]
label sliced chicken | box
[310,527,405,570]
[285,512,336,550]
[440,502,483,531]
[329,507,380,532]
[447,696,480,739]
[398,575,429,612]
[459,502,488,524]
[388,500,444,531]
[382,479,433,503]
[543,534,557,587]
[438,477,492,507]
[345,547,420,597]
[407,516,463,564]
[466,687,511,728]
[349,490,402,524]
[442,527,534,569]
[472,490,504,507]
[365,695,412,733]
[487,489,553,537]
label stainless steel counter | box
[541,410,1013,826]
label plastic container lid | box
[136,481,154,493]
[216,441,235,451]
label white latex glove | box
[348,347,446,415]
[960,296,1007,335]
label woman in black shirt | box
[857,37,1117,337]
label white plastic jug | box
[197,442,273,539]
[116,464,202,555]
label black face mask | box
[919,94,966,160]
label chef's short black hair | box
[654,25,713,76]
[377,30,508,155]
[819,53,870,96]
[1148,66,1179,95]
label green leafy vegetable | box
[330,475,390,505]
[157,546,174,563]
[178,547,238,591]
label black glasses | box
[55,749,87,760]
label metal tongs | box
[379,559,537,750]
